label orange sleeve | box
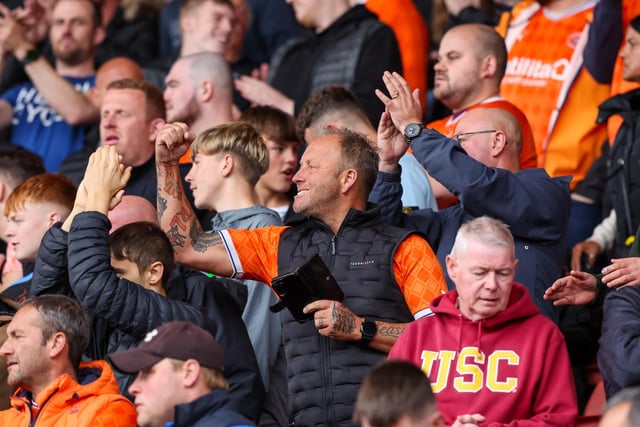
[226,227,284,284]
[427,116,456,137]
[392,234,447,317]
[365,0,429,111]
[89,397,138,427]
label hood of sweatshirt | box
[428,282,540,350]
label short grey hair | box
[450,216,514,258]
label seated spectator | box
[600,386,640,427]
[0,0,102,172]
[353,360,444,427]
[0,294,137,426]
[31,146,264,420]
[3,173,75,294]
[108,320,256,427]
[238,106,301,222]
[388,216,578,425]
[370,72,569,323]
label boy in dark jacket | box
[31,146,264,420]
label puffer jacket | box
[0,360,137,426]
[31,212,264,421]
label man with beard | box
[0,0,103,172]
[426,24,537,208]
[154,121,448,426]
[163,52,235,163]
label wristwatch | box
[19,48,41,67]
[403,123,423,145]
[360,319,377,345]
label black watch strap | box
[360,319,377,345]
[19,48,41,67]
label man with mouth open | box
[389,216,578,426]
[154,120,447,426]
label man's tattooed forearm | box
[332,302,356,334]
[190,219,222,252]
[378,325,404,338]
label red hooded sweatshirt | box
[388,283,577,427]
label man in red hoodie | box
[389,216,578,426]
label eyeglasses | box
[453,129,497,143]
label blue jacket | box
[369,129,571,323]
[169,389,255,427]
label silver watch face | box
[405,123,422,139]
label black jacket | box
[276,209,416,426]
[598,88,640,257]
[268,5,401,126]
[31,212,264,421]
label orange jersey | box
[498,1,612,189]
[428,97,538,169]
[221,226,447,317]
[500,5,593,152]
[365,0,429,111]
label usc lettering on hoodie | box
[388,283,578,426]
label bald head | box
[446,24,507,81]
[453,108,522,171]
[108,195,157,234]
[459,108,522,154]
[92,57,144,107]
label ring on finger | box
[391,93,399,99]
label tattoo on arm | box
[157,196,167,220]
[163,169,184,200]
[190,219,222,253]
[377,325,405,339]
[332,302,356,334]
[166,224,186,248]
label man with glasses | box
[425,23,537,208]
[369,71,571,324]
